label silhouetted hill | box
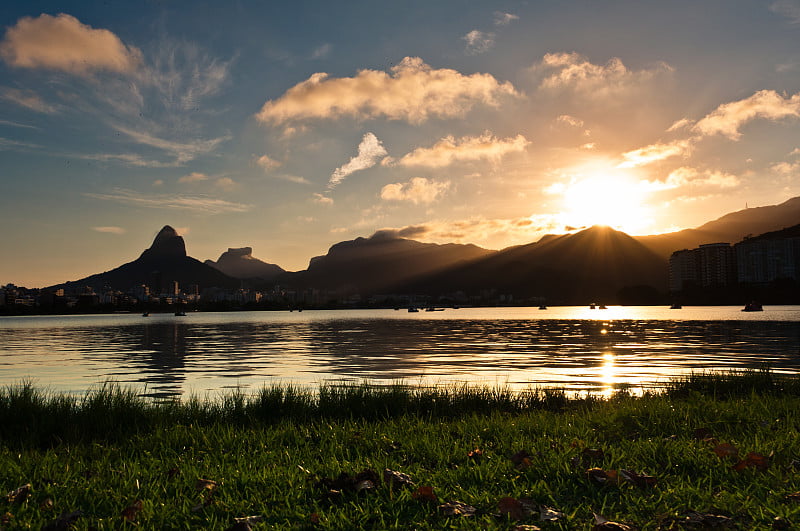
[53,226,240,293]
[281,232,495,294]
[205,247,285,281]
[637,197,800,258]
[407,225,666,304]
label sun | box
[561,173,652,234]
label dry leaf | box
[196,478,218,491]
[41,510,82,531]
[593,512,638,530]
[498,497,536,520]
[383,468,414,487]
[679,511,734,528]
[512,526,541,531]
[587,467,619,486]
[412,486,437,502]
[619,469,657,489]
[7,483,31,504]
[438,500,476,516]
[539,505,564,521]
[467,448,483,459]
[511,450,532,470]
[713,443,739,459]
[40,497,54,511]
[693,427,713,440]
[785,492,800,502]
[121,500,143,522]
[733,452,769,471]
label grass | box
[0,369,798,529]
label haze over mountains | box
[53,197,800,303]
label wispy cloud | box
[380,177,450,204]
[310,43,332,60]
[463,30,495,55]
[312,193,334,205]
[0,118,38,129]
[493,12,519,26]
[0,13,142,75]
[617,139,693,168]
[771,0,800,24]
[644,167,740,192]
[533,52,673,97]
[92,226,126,234]
[72,152,178,168]
[85,188,251,214]
[395,132,529,168]
[0,87,57,113]
[256,57,518,126]
[0,137,42,150]
[691,89,800,139]
[329,132,387,189]
[112,124,230,164]
[178,172,209,183]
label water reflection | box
[0,308,799,398]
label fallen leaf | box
[121,500,143,522]
[7,483,31,504]
[383,468,414,487]
[772,517,792,530]
[467,448,483,459]
[498,497,536,520]
[40,497,54,511]
[512,526,541,531]
[693,427,713,440]
[733,452,770,472]
[785,492,800,502]
[679,511,735,528]
[539,506,564,522]
[587,467,619,486]
[41,510,82,531]
[713,443,739,460]
[411,486,437,502]
[196,478,218,491]
[511,450,532,470]
[438,500,476,516]
[593,512,638,530]
[619,469,657,489]
[233,516,264,525]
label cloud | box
[152,179,164,186]
[771,1,800,24]
[691,89,800,140]
[617,139,693,168]
[112,124,230,164]
[667,118,693,132]
[0,119,38,129]
[396,132,529,168]
[0,13,142,74]
[311,43,332,60]
[85,188,251,214]
[215,177,236,189]
[463,30,495,55]
[380,177,450,204]
[92,226,125,234]
[72,152,178,168]
[0,137,43,150]
[647,167,740,191]
[0,87,57,113]
[312,193,334,205]
[493,12,519,26]
[273,174,311,185]
[329,132,387,188]
[771,160,800,175]
[533,52,672,96]
[256,56,518,126]
[256,154,282,171]
[178,172,209,184]
[555,114,584,128]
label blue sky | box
[2,1,800,287]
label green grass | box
[0,370,799,529]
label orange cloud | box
[0,13,142,75]
[380,177,450,204]
[329,133,387,188]
[396,132,528,168]
[692,89,800,140]
[617,139,693,168]
[256,57,518,125]
[178,172,209,183]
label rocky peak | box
[141,225,186,259]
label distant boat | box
[174,310,186,316]
[408,306,419,313]
[598,304,607,309]
[425,307,445,312]
[589,303,596,309]
[742,301,763,312]
[670,303,682,309]
[142,311,150,317]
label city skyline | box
[3,1,800,287]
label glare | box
[600,351,616,398]
[562,173,652,234]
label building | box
[669,243,735,293]
[735,228,800,284]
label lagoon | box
[1,305,798,398]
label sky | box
[2,1,800,287]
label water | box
[1,306,798,398]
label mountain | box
[205,247,285,281]
[282,232,495,294]
[54,226,240,293]
[406,225,666,304]
[637,197,800,259]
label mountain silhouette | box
[54,225,239,293]
[280,231,494,294]
[637,197,800,259]
[405,225,665,303]
[205,247,285,281]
